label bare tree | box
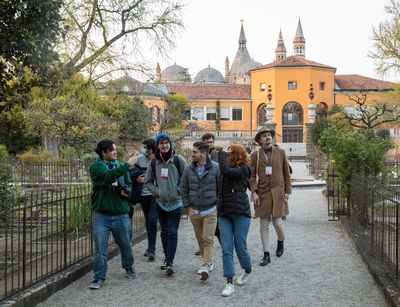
[343,93,400,129]
[58,0,185,79]
[158,93,189,132]
[370,0,400,77]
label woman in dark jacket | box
[218,145,252,297]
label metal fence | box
[349,174,400,281]
[387,160,400,186]
[157,129,259,140]
[0,184,146,302]
[307,149,329,180]
[326,170,348,221]
[10,159,95,187]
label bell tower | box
[293,19,306,57]
[275,29,287,61]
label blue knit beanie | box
[155,133,172,147]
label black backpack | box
[128,165,146,205]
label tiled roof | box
[252,56,335,71]
[166,84,251,100]
[334,74,395,91]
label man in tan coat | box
[249,127,292,266]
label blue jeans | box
[218,214,252,278]
[140,195,158,254]
[156,204,182,266]
[92,212,134,281]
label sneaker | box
[221,283,234,297]
[236,271,250,285]
[148,253,155,262]
[160,259,167,270]
[199,267,209,281]
[125,268,137,279]
[144,250,150,257]
[165,266,174,276]
[197,263,214,275]
[89,279,104,290]
[197,265,205,275]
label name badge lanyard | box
[263,150,273,166]
[263,150,273,176]
[159,152,171,179]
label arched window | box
[257,104,267,126]
[282,102,303,143]
[316,102,328,118]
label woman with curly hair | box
[217,145,252,297]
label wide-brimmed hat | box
[255,126,275,144]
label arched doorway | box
[316,102,328,118]
[282,102,303,142]
[257,103,267,126]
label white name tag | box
[265,166,272,176]
[161,168,169,178]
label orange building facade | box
[134,20,396,144]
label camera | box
[114,183,131,199]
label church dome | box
[247,60,263,71]
[194,65,225,83]
[230,57,262,77]
[161,64,190,82]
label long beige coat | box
[249,146,292,218]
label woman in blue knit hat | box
[144,133,187,276]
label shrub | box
[310,116,329,146]
[320,125,393,198]
[18,150,66,164]
[376,128,391,139]
[0,144,14,222]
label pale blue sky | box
[152,0,392,82]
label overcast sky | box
[151,0,392,82]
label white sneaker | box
[236,271,250,285]
[197,266,206,275]
[197,264,213,275]
[221,283,234,297]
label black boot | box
[276,240,284,257]
[259,252,271,266]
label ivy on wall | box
[215,99,221,131]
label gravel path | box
[38,163,387,307]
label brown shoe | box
[195,250,201,256]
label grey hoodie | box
[144,155,187,206]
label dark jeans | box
[156,205,182,266]
[140,195,158,254]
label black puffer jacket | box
[217,151,251,218]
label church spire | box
[225,56,230,83]
[293,18,306,57]
[156,62,161,81]
[275,29,287,61]
[238,19,246,49]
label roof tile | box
[252,55,335,71]
[335,74,395,91]
[166,84,251,100]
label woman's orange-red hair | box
[228,144,250,167]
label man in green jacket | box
[89,139,139,290]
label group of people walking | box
[89,126,292,297]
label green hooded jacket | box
[90,159,132,215]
